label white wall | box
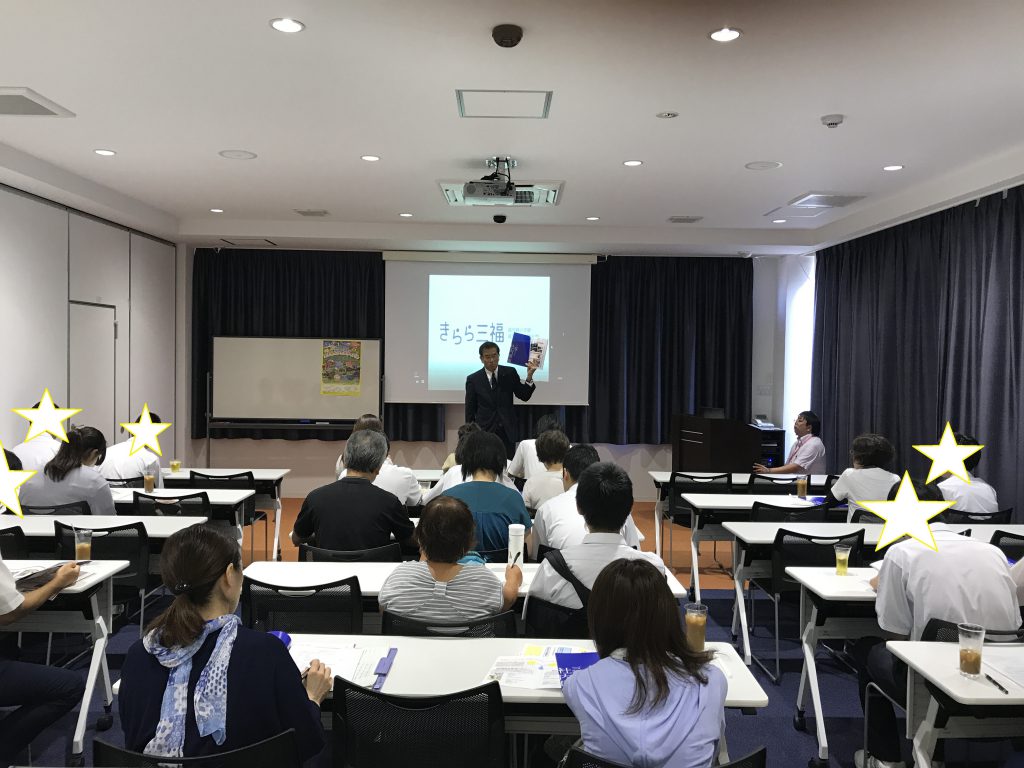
[779,253,816,456]
[0,187,69,445]
[0,185,176,455]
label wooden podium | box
[670,414,785,472]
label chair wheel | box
[97,713,114,731]
[808,758,828,768]
[793,711,806,731]
[67,755,84,767]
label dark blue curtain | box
[190,249,444,441]
[812,185,1024,517]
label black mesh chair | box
[476,548,509,564]
[299,542,401,563]
[55,520,150,636]
[94,728,300,767]
[381,609,517,638]
[133,491,211,518]
[939,508,1013,526]
[333,677,505,768]
[21,500,90,515]
[719,747,768,768]
[106,475,146,488]
[749,528,866,682]
[564,746,630,768]
[241,575,363,634]
[990,529,1024,562]
[0,525,28,559]
[747,474,799,495]
[750,501,828,523]
[824,474,840,493]
[189,471,266,561]
[850,508,886,525]
[664,472,734,568]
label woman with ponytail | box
[119,526,330,761]
[18,426,115,514]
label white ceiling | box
[2,0,1024,256]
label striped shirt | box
[378,561,503,626]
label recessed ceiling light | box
[623,160,643,167]
[745,161,783,171]
[883,164,904,171]
[656,112,679,119]
[709,27,742,42]
[399,213,413,218]
[361,155,381,162]
[210,208,224,213]
[586,216,600,221]
[772,219,787,224]
[270,18,305,33]
[93,149,116,156]
[218,149,258,160]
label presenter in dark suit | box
[466,341,537,459]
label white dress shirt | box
[829,466,899,522]
[100,439,163,488]
[787,434,827,474]
[1011,559,1024,607]
[11,434,60,473]
[338,457,422,506]
[937,473,999,514]
[522,469,566,510]
[422,463,518,504]
[0,558,24,615]
[529,484,642,558]
[19,465,116,516]
[527,532,665,610]
[508,439,545,480]
[875,527,1020,640]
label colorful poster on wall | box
[321,340,362,395]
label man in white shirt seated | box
[936,432,999,514]
[336,415,422,507]
[530,444,642,559]
[522,429,570,510]
[508,414,564,481]
[11,433,59,474]
[528,461,664,610]
[825,434,899,522]
[752,410,826,475]
[100,412,164,488]
[853,524,1021,768]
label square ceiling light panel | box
[457,90,552,118]
[0,87,75,116]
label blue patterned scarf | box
[142,614,241,757]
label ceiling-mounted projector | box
[463,180,515,205]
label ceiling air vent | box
[789,192,865,209]
[220,238,278,247]
[0,87,75,117]
[667,215,703,224]
[439,181,563,207]
[294,209,330,217]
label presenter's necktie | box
[489,372,496,390]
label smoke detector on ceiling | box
[667,215,703,224]
[294,209,330,217]
[820,113,845,128]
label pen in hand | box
[511,551,521,566]
[985,673,1010,695]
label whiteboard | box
[212,337,381,421]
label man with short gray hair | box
[291,430,414,551]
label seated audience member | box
[442,431,532,553]
[530,445,642,558]
[100,412,164,488]
[440,422,480,473]
[825,434,899,522]
[936,432,999,514]
[853,524,1020,768]
[425,424,519,503]
[292,430,414,551]
[336,414,421,507]
[120,526,328,760]
[19,426,115,515]
[378,496,523,623]
[0,560,84,764]
[11,403,61,472]
[509,414,565,480]
[1012,558,1024,606]
[753,410,826,474]
[529,462,664,610]
[563,558,725,768]
[522,429,571,510]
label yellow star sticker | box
[913,422,983,483]
[0,440,37,518]
[120,404,171,457]
[12,388,82,443]
[859,472,954,551]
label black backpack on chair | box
[524,549,591,638]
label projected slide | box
[427,274,550,390]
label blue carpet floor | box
[13,590,1024,767]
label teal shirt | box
[442,481,532,552]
